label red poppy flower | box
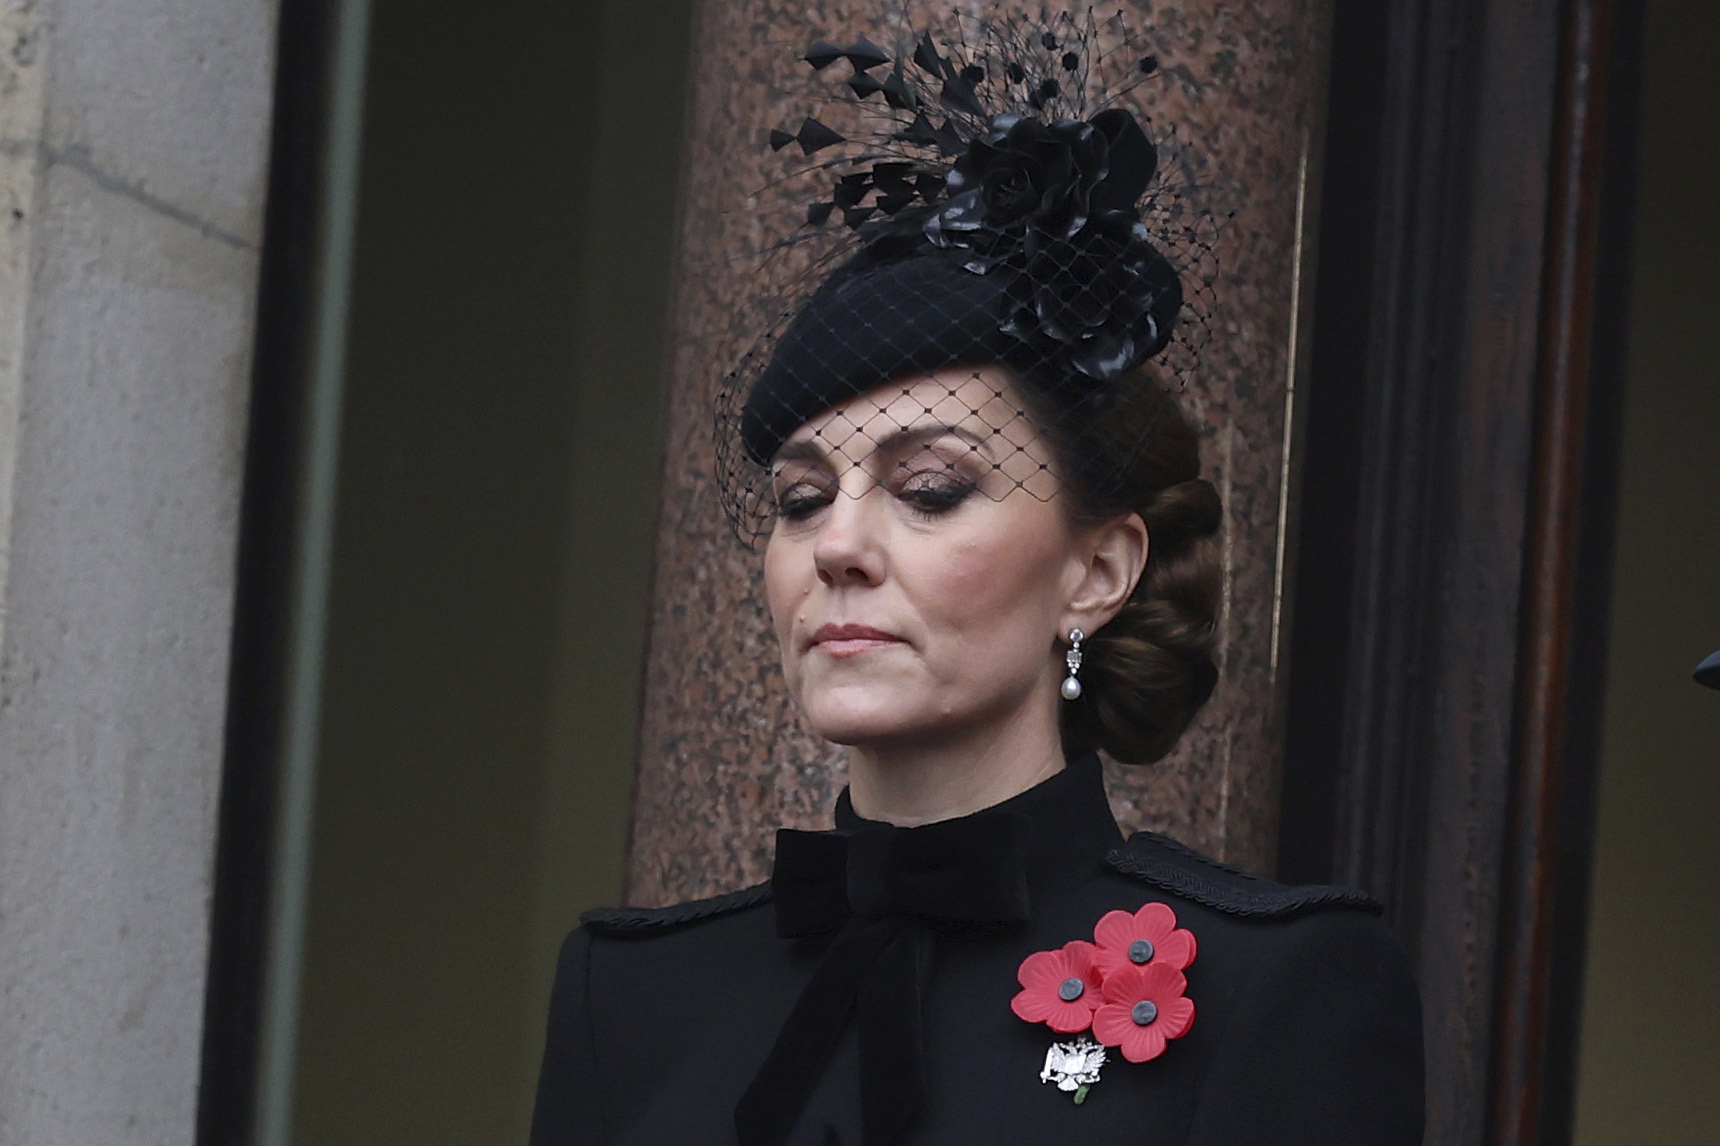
[1091,961,1195,1063]
[1011,940,1103,1033]
[1091,901,1197,978]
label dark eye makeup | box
[895,469,977,515]
[773,479,835,522]
[769,431,989,525]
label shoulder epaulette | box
[579,881,774,937]
[1106,831,1381,919]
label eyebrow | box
[773,422,999,469]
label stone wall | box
[0,1,278,1140]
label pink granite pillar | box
[627,0,1331,905]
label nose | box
[811,484,886,588]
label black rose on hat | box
[912,107,1181,383]
[923,115,1110,266]
[1003,212,1183,382]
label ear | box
[1061,512,1149,635]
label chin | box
[798,687,946,747]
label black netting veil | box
[713,9,1220,546]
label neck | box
[845,697,1068,826]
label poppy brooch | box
[1010,901,1196,1102]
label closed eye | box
[774,480,835,521]
[896,472,975,516]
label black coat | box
[530,755,1424,1145]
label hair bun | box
[1143,478,1221,549]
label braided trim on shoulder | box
[1106,831,1381,919]
[580,881,774,937]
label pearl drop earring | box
[1060,628,1085,701]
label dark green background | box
[289,3,693,1142]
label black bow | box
[734,812,1034,1146]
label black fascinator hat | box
[715,12,1217,542]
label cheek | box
[762,539,804,648]
[763,545,814,703]
[916,515,1070,647]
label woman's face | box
[763,367,1092,750]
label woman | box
[531,17,1423,1146]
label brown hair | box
[1023,365,1223,764]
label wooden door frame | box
[1277,1,1643,1143]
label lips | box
[810,623,904,658]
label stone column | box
[0,1,277,1140]
[629,0,1330,904]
